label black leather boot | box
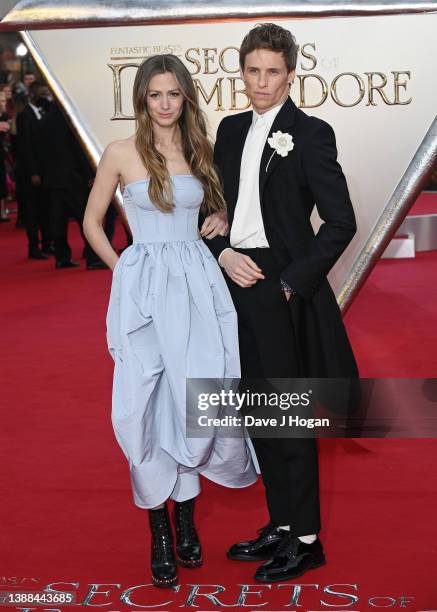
[173,498,202,568]
[148,505,178,587]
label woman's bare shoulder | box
[99,137,136,177]
[104,135,136,157]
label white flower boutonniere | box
[266,130,294,172]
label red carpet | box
[1,212,436,610]
[409,191,437,215]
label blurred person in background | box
[0,89,10,222]
[12,80,27,97]
[10,91,27,228]
[0,84,14,119]
[0,48,10,86]
[23,71,36,94]
[39,102,106,269]
[15,80,53,259]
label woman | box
[0,84,14,119]
[83,54,256,588]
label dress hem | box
[132,472,258,510]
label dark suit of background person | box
[10,92,27,229]
[201,95,359,578]
[15,97,52,259]
[39,103,106,269]
[0,110,9,221]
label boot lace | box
[176,501,198,542]
[150,512,173,562]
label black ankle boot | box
[148,505,178,587]
[173,498,202,568]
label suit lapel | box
[259,96,297,202]
[227,112,252,211]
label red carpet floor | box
[1,212,436,610]
[409,191,437,215]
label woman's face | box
[0,92,7,112]
[145,71,184,128]
[2,86,11,100]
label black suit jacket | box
[206,96,356,301]
[39,104,90,191]
[16,105,43,179]
[205,96,359,379]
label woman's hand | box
[0,121,10,132]
[111,258,120,272]
[200,210,229,239]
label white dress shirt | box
[220,98,312,538]
[229,102,283,249]
[219,97,287,264]
[29,103,43,120]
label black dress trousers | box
[22,179,52,254]
[226,247,321,536]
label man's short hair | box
[28,80,44,96]
[240,23,298,72]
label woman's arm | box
[83,142,123,271]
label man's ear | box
[289,68,296,86]
[240,64,245,83]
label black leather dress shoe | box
[86,261,108,270]
[254,534,326,582]
[55,260,80,269]
[29,250,49,260]
[227,524,288,561]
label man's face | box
[24,73,35,88]
[29,85,50,106]
[241,48,295,114]
[38,85,51,100]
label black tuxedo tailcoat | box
[16,105,43,181]
[205,97,359,379]
[15,104,52,253]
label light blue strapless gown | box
[106,175,257,508]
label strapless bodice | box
[121,175,203,244]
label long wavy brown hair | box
[133,54,225,214]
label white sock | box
[278,525,317,544]
[298,534,317,544]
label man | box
[16,80,52,259]
[204,23,358,582]
[39,102,106,269]
[23,71,36,94]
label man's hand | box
[221,249,265,288]
[0,121,10,133]
[200,211,229,239]
[31,174,41,187]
